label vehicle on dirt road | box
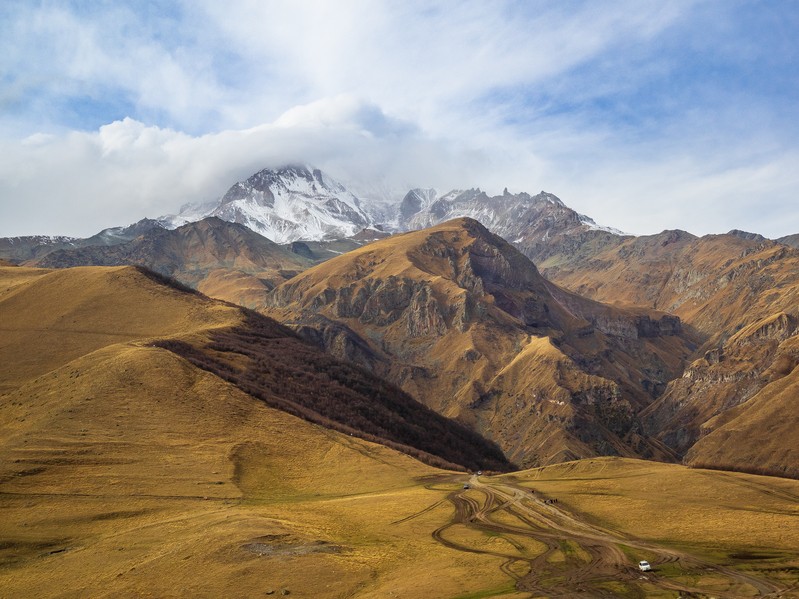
[638,560,652,572]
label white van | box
[638,560,651,572]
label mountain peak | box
[727,229,766,242]
[162,165,370,244]
[534,191,565,207]
[265,212,694,467]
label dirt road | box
[429,475,794,598]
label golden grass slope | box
[3,345,798,598]
[0,266,236,393]
[508,456,799,556]
[3,265,797,597]
[196,268,275,309]
[1,341,515,597]
[0,265,515,597]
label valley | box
[5,1,799,595]
[2,262,798,596]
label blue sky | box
[1,0,798,238]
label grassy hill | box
[0,265,508,472]
[0,264,510,596]
[2,263,798,597]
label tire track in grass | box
[426,476,790,598]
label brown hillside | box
[31,217,310,301]
[681,334,799,478]
[264,218,697,467]
[0,340,478,597]
[539,229,799,471]
[4,344,797,596]
[544,230,799,347]
[0,266,233,393]
[0,265,509,472]
[197,268,276,308]
[643,311,799,458]
[1,265,795,595]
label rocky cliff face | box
[643,311,799,456]
[544,232,799,344]
[514,218,799,477]
[263,218,694,467]
[681,333,799,478]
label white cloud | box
[0,98,482,236]
[1,1,798,239]
[3,93,797,239]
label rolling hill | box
[31,218,312,308]
[0,265,509,472]
[2,263,798,597]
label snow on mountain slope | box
[398,188,438,223]
[400,188,567,234]
[398,187,625,238]
[157,164,625,252]
[396,188,627,267]
[578,214,626,235]
[160,165,371,244]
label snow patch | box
[578,214,626,235]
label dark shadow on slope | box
[153,308,512,473]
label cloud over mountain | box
[2,1,798,238]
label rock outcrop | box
[263,218,695,467]
[643,311,799,456]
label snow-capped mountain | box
[157,164,626,256]
[162,165,371,244]
[397,188,438,223]
[398,187,621,237]
[395,187,626,267]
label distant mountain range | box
[6,163,795,269]
[2,163,799,477]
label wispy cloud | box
[1,1,798,238]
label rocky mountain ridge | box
[263,217,697,467]
[33,218,311,307]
